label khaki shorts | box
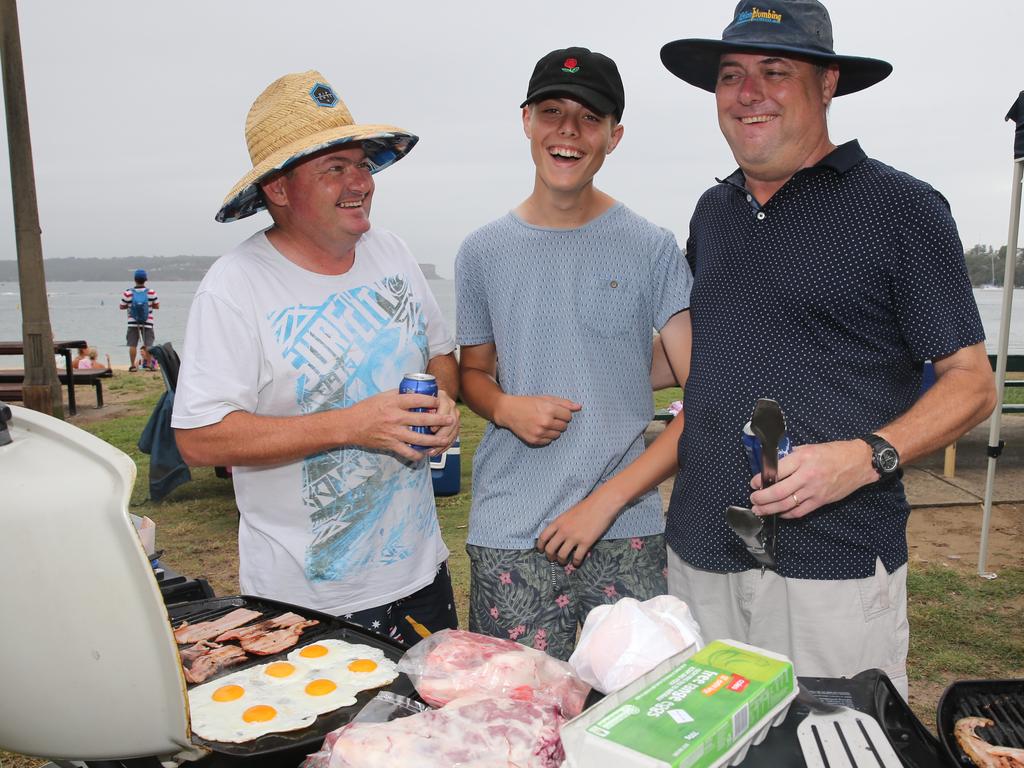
[667,547,909,699]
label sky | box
[0,1,1021,279]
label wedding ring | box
[792,493,801,506]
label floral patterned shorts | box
[466,535,667,660]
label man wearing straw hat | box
[655,0,996,696]
[173,71,459,643]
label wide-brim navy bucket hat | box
[661,0,892,97]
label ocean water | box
[0,278,456,367]
[0,281,1018,366]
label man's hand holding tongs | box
[748,439,880,519]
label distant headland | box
[0,256,446,282]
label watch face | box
[877,447,900,473]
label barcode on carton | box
[731,704,749,739]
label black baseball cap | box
[520,46,625,121]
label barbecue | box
[939,680,1024,767]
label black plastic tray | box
[168,595,416,763]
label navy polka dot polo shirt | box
[666,140,986,580]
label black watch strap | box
[859,433,901,480]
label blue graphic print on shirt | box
[268,273,431,582]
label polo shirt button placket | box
[756,211,766,221]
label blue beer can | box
[400,372,438,450]
[741,420,793,475]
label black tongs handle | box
[749,398,786,570]
[750,398,785,489]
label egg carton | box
[561,639,797,768]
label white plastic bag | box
[568,595,704,694]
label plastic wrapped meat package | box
[304,693,564,768]
[568,595,704,694]
[397,629,590,717]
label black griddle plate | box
[168,595,416,765]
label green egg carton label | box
[584,640,795,768]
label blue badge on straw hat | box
[309,82,338,108]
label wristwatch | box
[859,434,901,481]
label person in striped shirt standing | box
[120,268,159,371]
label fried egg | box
[255,660,306,685]
[194,695,317,744]
[188,670,316,743]
[331,654,400,691]
[188,639,401,742]
[279,672,360,716]
[287,638,386,669]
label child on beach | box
[74,348,110,370]
[454,47,693,659]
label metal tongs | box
[726,398,786,572]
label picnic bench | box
[0,340,96,415]
[0,367,112,409]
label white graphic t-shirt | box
[172,228,453,614]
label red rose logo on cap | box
[561,58,579,73]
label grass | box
[907,567,1024,685]
[2,381,1018,768]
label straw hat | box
[216,71,418,223]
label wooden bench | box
[0,368,112,409]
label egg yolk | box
[305,678,337,697]
[300,644,329,659]
[348,658,378,673]
[264,662,296,678]
[212,684,245,702]
[243,705,278,723]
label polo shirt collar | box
[718,139,867,191]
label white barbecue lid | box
[0,405,195,761]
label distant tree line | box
[0,257,445,282]
[0,256,216,282]
[965,244,1024,287]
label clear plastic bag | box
[396,628,590,717]
[568,595,704,693]
[305,694,564,768]
[301,692,427,768]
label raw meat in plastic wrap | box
[397,629,590,717]
[568,595,703,693]
[314,694,565,768]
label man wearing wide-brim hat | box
[597,0,995,697]
[173,71,460,642]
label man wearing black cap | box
[455,47,693,659]
[651,0,994,695]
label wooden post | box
[0,0,62,417]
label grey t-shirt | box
[455,203,692,549]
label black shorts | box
[342,561,458,647]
